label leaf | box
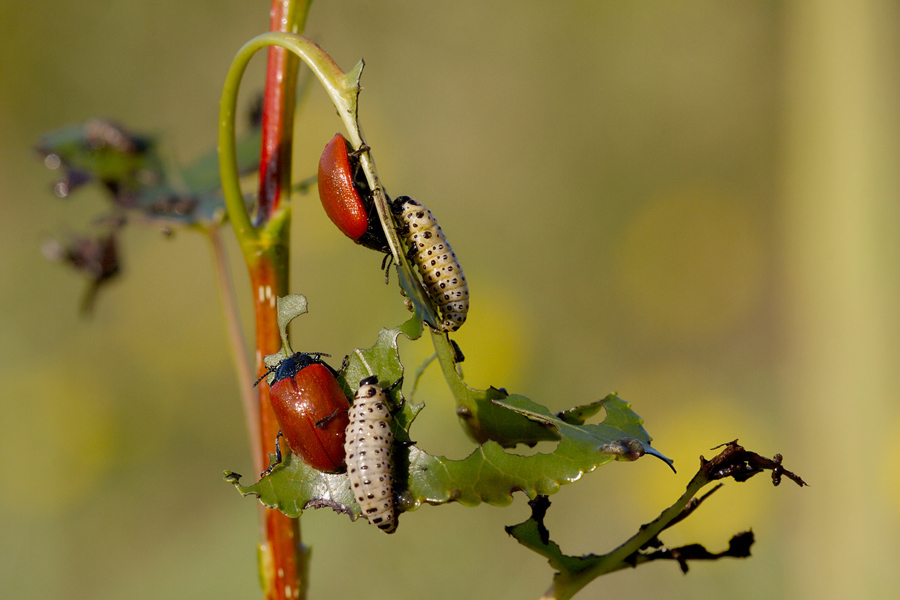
[505,501,755,579]
[276,293,309,353]
[36,118,166,198]
[227,320,670,520]
[457,386,562,447]
[394,262,441,333]
[505,443,805,599]
[41,231,121,315]
[495,395,674,471]
[36,112,267,229]
[424,332,561,449]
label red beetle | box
[317,133,389,253]
[264,352,350,473]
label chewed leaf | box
[42,231,121,315]
[228,370,672,518]
[229,314,670,520]
[276,294,309,344]
[232,319,417,521]
[495,394,674,471]
[35,109,265,229]
[505,443,804,595]
[36,118,164,195]
[504,497,754,582]
[457,386,561,448]
[337,317,423,441]
[225,453,356,519]
[421,333,559,448]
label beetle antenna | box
[253,366,275,387]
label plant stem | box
[256,0,307,223]
[254,2,310,599]
[251,255,307,600]
[219,5,406,598]
[544,470,710,600]
[206,222,261,473]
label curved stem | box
[218,63,258,254]
[433,330,465,397]
[219,31,406,264]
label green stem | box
[547,471,711,600]
[218,31,406,263]
[433,330,465,397]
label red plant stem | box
[251,258,307,600]
[256,1,300,223]
[253,2,307,599]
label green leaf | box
[180,118,262,194]
[254,294,311,386]
[336,317,424,443]
[227,318,670,521]
[36,119,167,196]
[394,262,441,333]
[455,385,561,448]
[495,395,674,470]
[430,332,560,448]
[36,118,240,229]
[276,293,309,353]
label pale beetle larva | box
[392,196,469,332]
[344,375,397,533]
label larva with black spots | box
[344,376,396,533]
[392,196,469,332]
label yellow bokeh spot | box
[639,405,774,544]
[618,363,775,544]
[396,284,535,457]
[0,366,116,515]
[616,188,766,344]
[447,284,534,391]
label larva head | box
[355,375,381,399]
[391,196,427,226]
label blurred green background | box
[2,1,899,599]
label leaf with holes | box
[226,317,671,522]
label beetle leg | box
[336,355,350,378]
[348,143,370,158]
[260,430,285,477]
[315,406,344,428]
[385,376,404,394]
[381,252,394,285]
